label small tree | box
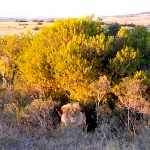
[90,75,111,105]
[90,75,111,121]
[112,77,149,132]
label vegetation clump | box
[0,15,149,149]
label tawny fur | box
[61,102,86,128]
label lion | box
[60,102,86,129]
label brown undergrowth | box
[0,88,149,150]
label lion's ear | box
[61,106,67,113]
[73,102,82,111]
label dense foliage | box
[0,16,150,104]
[0,17,150,146]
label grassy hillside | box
[102,12,150,27]
[0,20,52,36]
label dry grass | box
[0,120,149,150]
[1,14,150,37]
[0,21,52,36]
[0,92,149,150]
[0,89,149,149]
[102,14,150,26]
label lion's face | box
[67,109,81,123]
[61,102,86,127]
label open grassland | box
[0,21,52,36]
[1,13,150,37]
[102,14,150,27]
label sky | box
[0,0,150,18]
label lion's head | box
[60,102,86,128]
